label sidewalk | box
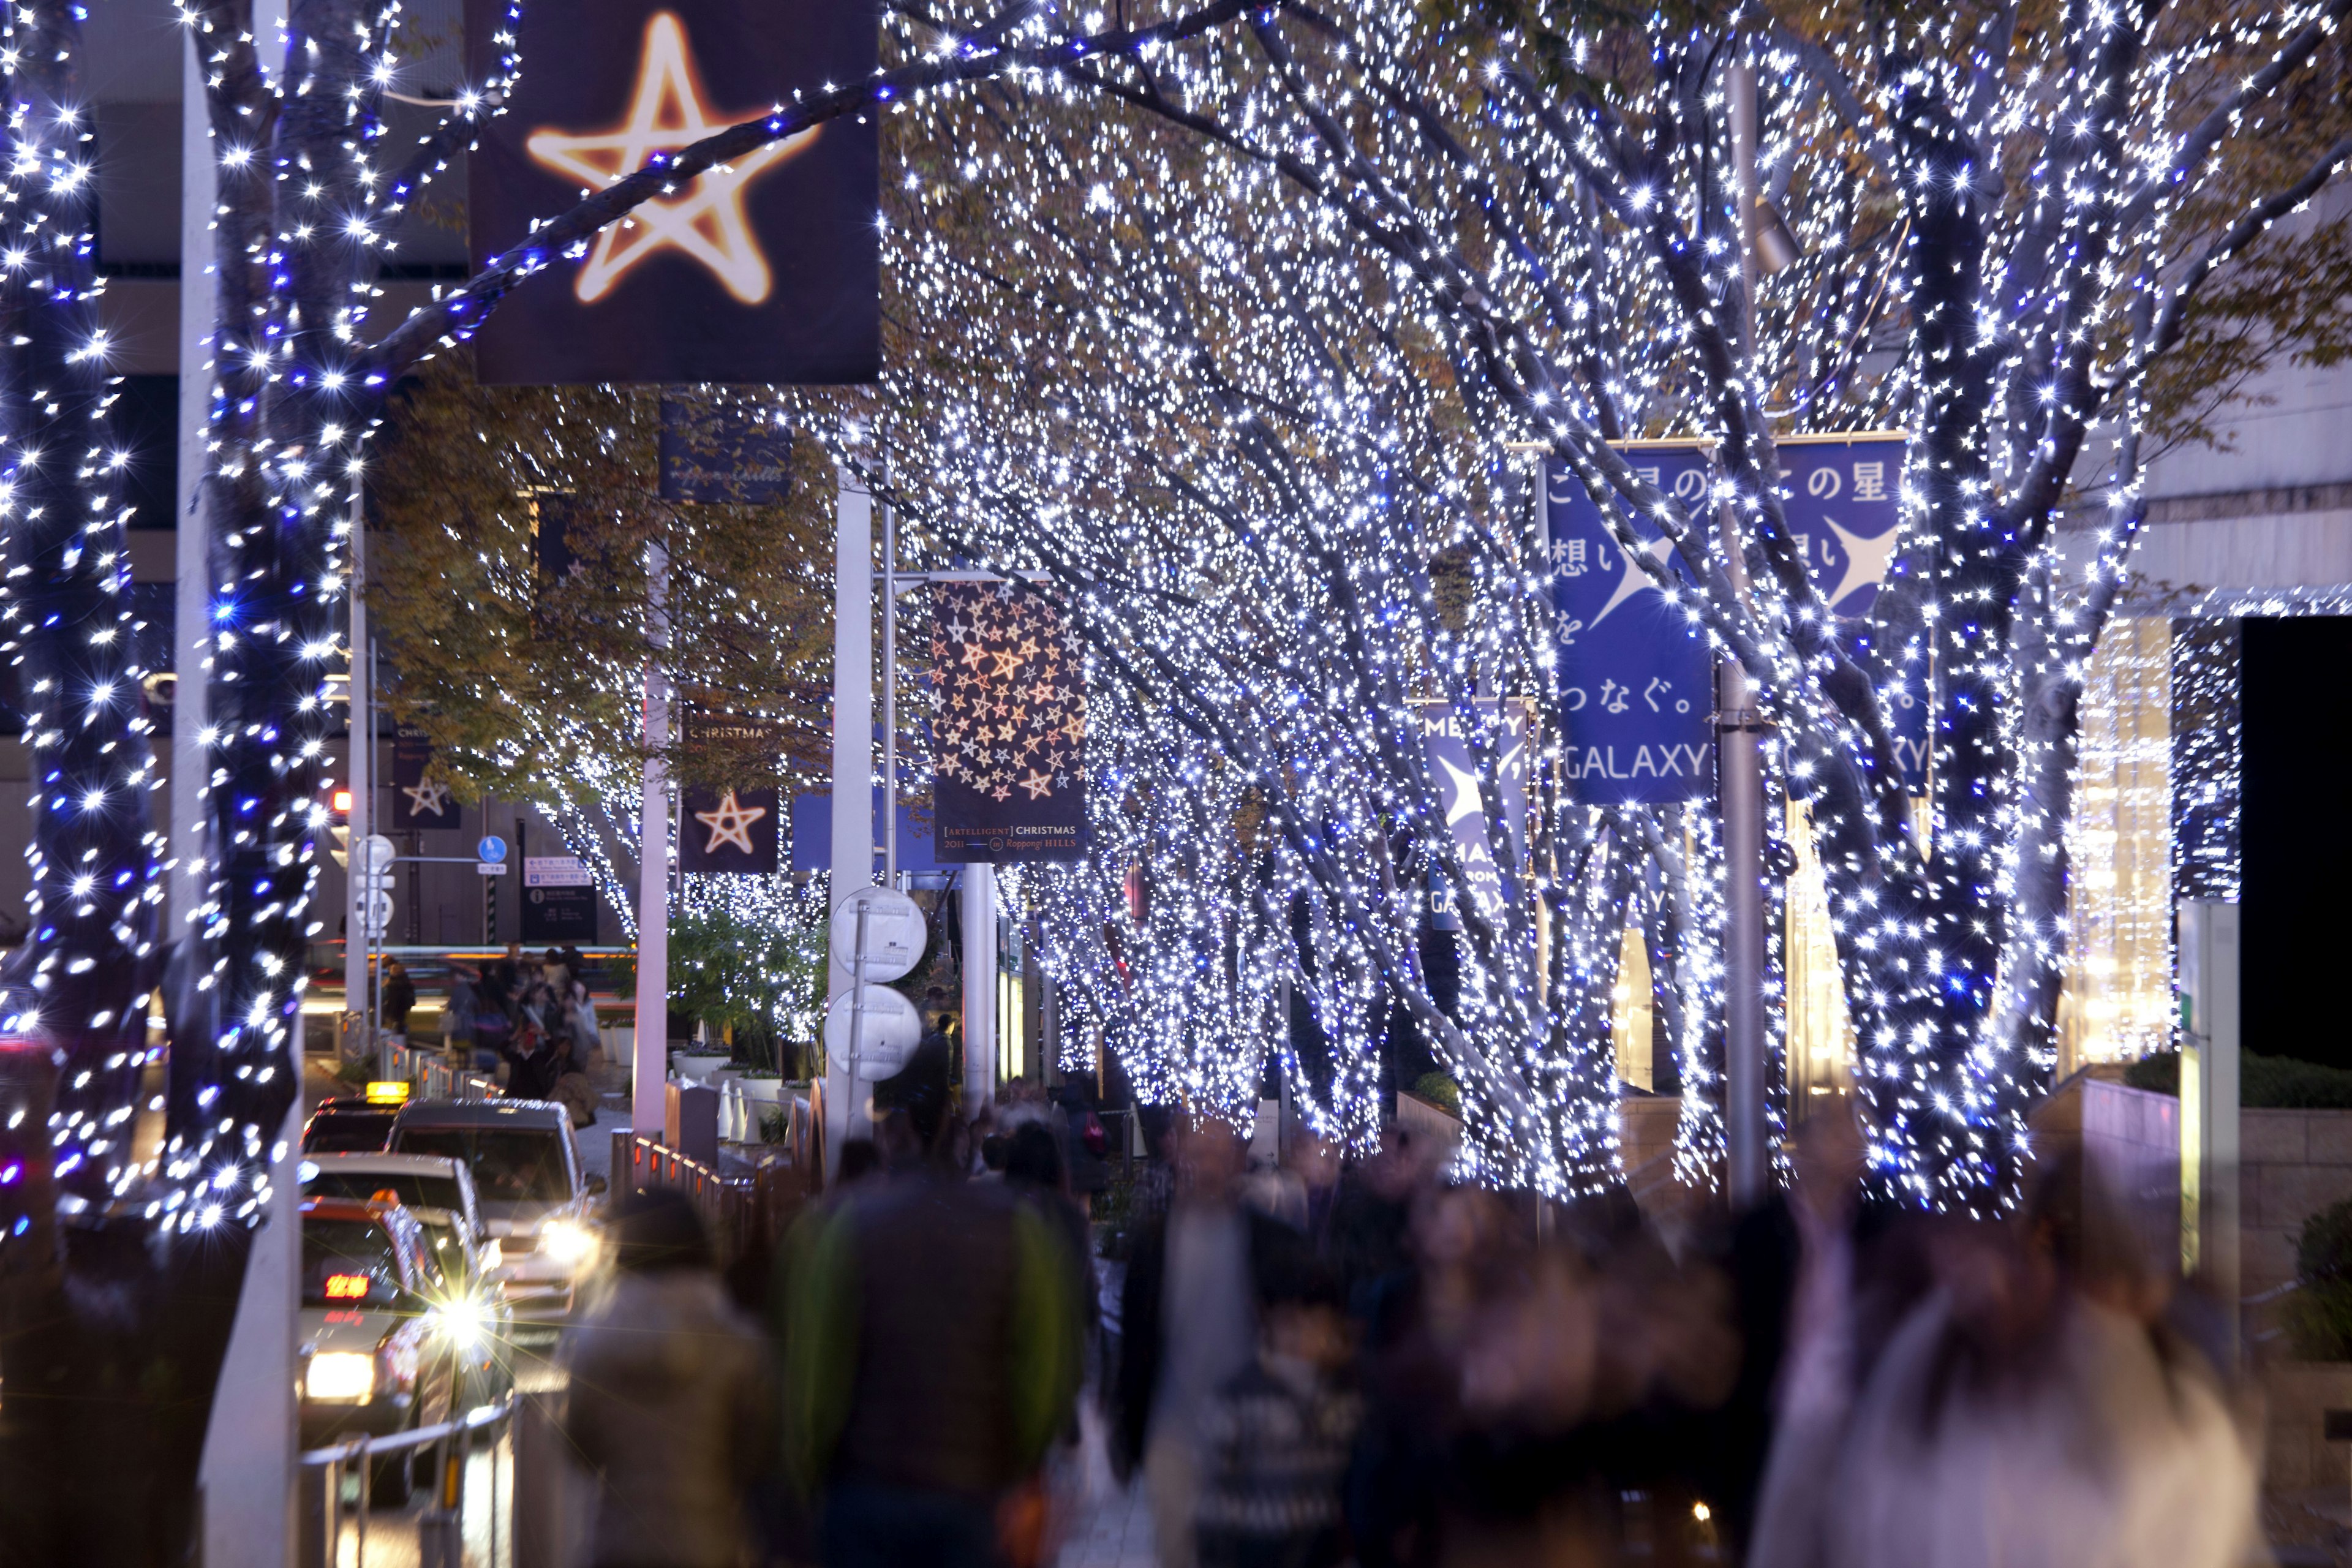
[1060,1479,1155,1568]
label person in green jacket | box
[778,1109,1082,1568]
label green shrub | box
[2120,1049,2352,1109]
[1412,1072,1461,1116]
[2289,1198,2352,1360]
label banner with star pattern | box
[466,0,878,384]
[680,785,780,873]
[391,723,458,827]
[931,582,1087,862]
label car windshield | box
[304,1167,465,1215]
[301,1217,405,1307]
[303,1112,394,1154]
[392,1127,571,1203]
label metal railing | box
[394,1041,502,1102]
[609,1118,816,1273]
[298,1395,514,1568]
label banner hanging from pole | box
[658,394,797,503]
[1548,434,1923,802]
[680,785,780,873]
[1548,446,1717,804]
[465,0,880,385]
[390,723,456,826]
[1415,699,1532,921]
[930,582,1087,862]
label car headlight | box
[538,1219,594,1267]
[431,1297,489,1351]
[306,1352,375,1402]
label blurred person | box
[1348,1182,1515,1568]
[497,1016,562,1100]
[564,978,603,1068]
[543,944,571,997]
[442,963,478,1059]
[1006,1122,1097,1351]
[1286,1126,1343,1248]
[1117,1115,1309,1568]
[1712,1102,1899,1556]
[781,1108,1082,1568]
[1779,1156,2258,1568]
[565,1188,775,1568]
[836,1136,882,1187]
[1322,1122,1431,1319]
[380,958,416,1042]
[1194,1262,1361,1568]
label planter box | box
[671,1051,730,1083]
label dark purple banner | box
[467,0,878,384]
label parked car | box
[299,1152,513,1392]
[301,1096,399,1153]
[388,1099,605,1338]
[296,1197,487,1504]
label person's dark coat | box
[500,1029,562,1101]
[382,970,417,1032]
[1113,1205,1308,1477]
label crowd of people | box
[417,942,604,1112]
[559,1088,2267,1568]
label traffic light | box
[330,789,353,867]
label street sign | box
[827,886,926,984]
[357,834,398,875]
[363,889,394,938]
[524,855,594,888]
[822,984,922,1078]
[477,861,510,876]
[477,835,509,863]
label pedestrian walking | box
[564,979,603,1069]
[1193,1267,1359,1568]
[442,964,479,1060]
[1115,1115,1309,1568]
[498,1020,561,1101]
[380,958,416,1042]
[780,1109,1082,1568]
[564,1188,775,1568]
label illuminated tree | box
[369,361,837,924]
[0,0,1259,1551]
[820,0,2352,1204]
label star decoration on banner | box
[401,780,453,820]
[932,584,1086,804]
[693,788,768,855]
[524,10,817,305]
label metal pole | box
[882,497,898,885]
[846,900,870,1138]
[632,543,672,1137]
[826,469,876,1177]
[961,864,995,1115]
[346,484,371,1033]
[1722,62,1770,1208]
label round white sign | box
[358,834,398,876]
[822,984,923,1078]
[827,887,928,984]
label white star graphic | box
[693,789,767,855]
[1820,514,1902,611]
[1586,533,1681,628]
[524,11,818,306]
[1436,753,1486,828]
[400,780,451,819]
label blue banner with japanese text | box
[1548,434,1923,803]
[1548,447,1717,804]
